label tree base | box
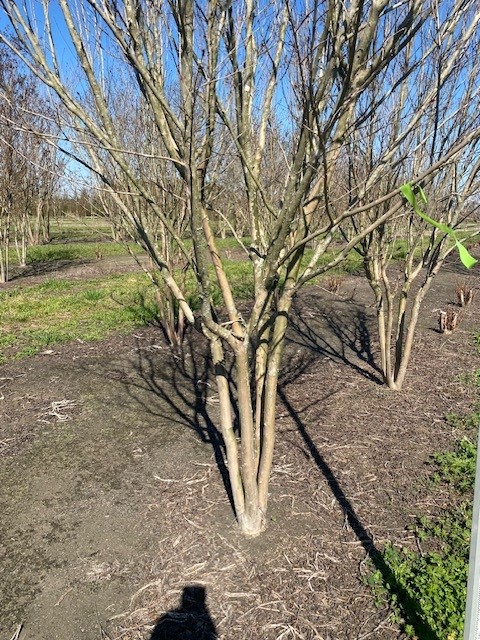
[237,510,265,537]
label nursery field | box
[1,224,480,640]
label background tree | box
[0,43,63,281]
[335,8,480,389]
[2,0,479,535]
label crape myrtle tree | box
[1,0,479,535]
[11,121,62,266]
[0,45,19,282]
[0,44,62,281]
[333,7,480,390]
[85,86,192,346]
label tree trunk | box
[371,256,446,391]
[207,284,294,536]
[210,338,265,536]
[0,211,10,283]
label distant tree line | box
[0,45,64,282]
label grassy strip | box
[366,380,479,639]
[9,236,257,265]
[9,241,145,265]
[0,274,158,363]
[0,236,408,364]
[0,242,370,365]
[0,258,257,363]
[9,231,399,275]
[49,227,113,242]
[50,216,112,238]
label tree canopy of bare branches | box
[0,44,63,281]
[1,0,479,534]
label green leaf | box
[400,182,477,270]
[457,242,478,269]
[418,186,428,204]
[400,183,415,206]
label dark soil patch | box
[4,255,148,287]
[1,256,480,640]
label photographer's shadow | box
[150,585,218,640]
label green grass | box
[220,259,255,299]
[365,375,480,640]
[0,274,158,363]
[10,241,145,265]
[0,242,373,365]
[11,234,254,267]
[49,216,112,241]
[0,230,415,364]
[215,236,252,250]
[0,257,259,364]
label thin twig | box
[9,624,23,640]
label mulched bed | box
[109,268,480,640]
[1,257,480,640]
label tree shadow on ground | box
[101,327,248,511]
[288,298,383,385]
[150,585,218,640]
[122,329,236,510]
[9,257,94,280]
[277,383,439,640]
[111,327,316,519]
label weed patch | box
[0,274,157,362]
[366,389,480,639]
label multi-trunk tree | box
[2,0,479,534]
[335,9,480,389]
[0,45,62,281]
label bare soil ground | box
[1,255,480,640]
[5,255,149,286]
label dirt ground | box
[1,255,480,640]
[5,255,149,287]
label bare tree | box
[2,0,479,534]
[0,45,26,281]
[336,8,480,389]
[13,129,63,265]
[83,84,192,346]
[0,43,63,280]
